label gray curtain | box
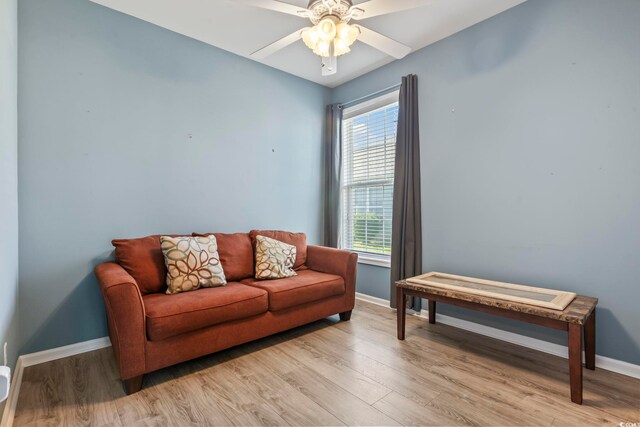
[324,104,343,248]
[390,74,422,310]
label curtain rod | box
[340,83,401,109]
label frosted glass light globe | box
[302,26,320,49]
[317,18,337,42]
[314,40,331,57]
[334,38,350,56]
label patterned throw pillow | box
[160,235,227,294]
[254,235,297,280]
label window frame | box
[340,90,399,268]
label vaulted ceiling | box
[89,0,526,87]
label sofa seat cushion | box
[143,282,268,341]
[241,270,345,312]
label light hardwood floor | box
[13,300,640,426]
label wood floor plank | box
[348,337,558,426]
[354,301,640,420]
[280,366,401,426]
[12,300,640,426]
[373,391,468,427]
[228,403,291,427]
[221,347,346,426]
[68,350,123,426]
[405,314,640,421]
[143,365,211,426]
[426,391,551,427]
[14,359,69,426]
[114,386,174,426]
[190,359,289,426]
[273,334,393,405]
[291,327,442,406]
[523,393,621,427]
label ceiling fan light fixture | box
[317,17,337,41]
[333,38,350,56]
[313,40,331,57]
[302,26,320,49]
[303,18,359,57]
[336,22,359,45]
[336,21,350,39]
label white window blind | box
[341,91,399,258]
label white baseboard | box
[0,337,111,427]
[355,292,640,380]
[19,337,111,368]
[354,292,391,308]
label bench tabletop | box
[396,279,598,325]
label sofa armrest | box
[95,262,146,379]
[306,246,358,305]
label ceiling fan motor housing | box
[307,0,357,24]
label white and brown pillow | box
[254,235,297,280]
[160,235,227,294]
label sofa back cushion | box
[192,233,254,281]
[112,235,169,295]
[249,230,307,269]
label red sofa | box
[94,230,357,394]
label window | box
[341,91,399,265]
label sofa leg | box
[339,310,352,321]
[123,375,144,395]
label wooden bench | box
[395,279,598,404]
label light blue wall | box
[356,264,390,301]
[333,0,640,364]
[0,0,19,380]
[18,0,330,354]
[16,0,640,366]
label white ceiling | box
[89,0,526,88]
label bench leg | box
[428,300,436,324]
[568,323,583,404]
[584,309,596,370]
[397,286,406,340]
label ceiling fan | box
[236,0,430,76]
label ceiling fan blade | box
[250,28,307,60]
[356,25,411,59]
[235,0,309,18]
[350,0,432,20]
